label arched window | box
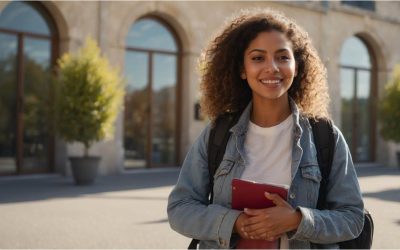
[0,1,58,175]
[124,17,180,168]
[340,36,375,162]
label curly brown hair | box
[199,8,330,121]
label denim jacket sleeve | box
[167,124,242,248]
[289,125,364,244]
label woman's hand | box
[234,213,252,239]
[240,192,302,240]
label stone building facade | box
[0,1,399,176]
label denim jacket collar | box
[230,97,303,138]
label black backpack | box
[309,118,374,249]
[189,113,373,249]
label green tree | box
[57,37,124,156]
[379,64,400,143]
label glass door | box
[340,67,372,162]
[124,52,178,168]
[124,51,149,169]
[151,54,177,166]
[0,1,56,175]
[340,36,375,162]
[0,33,18,174]
[21,36,52,173]
[124,18,180,169]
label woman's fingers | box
[239,205,297,240]
[242,220,268,233]
[245,228,283,241]
[243,207,267,216]
[257,232,282,241]
[264,192,291,207]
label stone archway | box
[115,3,196,168]
[0,1,62,175]
[338,32,387,162]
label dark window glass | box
[356,70,371,161]
[341,1,375,11]
[124,51,149,169]
[22,37,51,171]
[340,36,373,162]
[124,18,179,168]
[340,68,354,153]
[151,54,177,165]
[0,1,55,174]
[0,2,52,35]
[0,33,18,174]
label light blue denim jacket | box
[168,99,364,249]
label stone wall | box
[51,1,400,170]
[2,1,399,172]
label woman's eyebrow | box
[248,48,266,54]
[275,48,290,53]
[247,48,291,55]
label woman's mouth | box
[259,79,282,86]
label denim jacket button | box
[289,193,296,199]
[219,238,228,247]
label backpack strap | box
[308,117,335,209]
[207,112,242,201]
[310,118,375,249]
[188,111,241,249]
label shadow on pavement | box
[357,165,400,203]
[87,194,168,201]
[1,165,397,204]
[355,166,400,178]
[0,169,180,204]
[139,218,169,224]
[363,188,400,203]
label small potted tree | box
[57,37,124,184]
[378,64,400,168]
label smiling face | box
[242,30,297,105]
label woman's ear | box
[240,71,247,79]
[294,63,298,77]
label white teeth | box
[260,79,281,84]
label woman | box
[167,8,364,249]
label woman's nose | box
[264,59,279,73]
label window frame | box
[123,16,182,168]
[0,1,58,175]
[339,35,377,162]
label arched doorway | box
[0,1,58,175]
[123,17,181,169]
[340,36,376,162]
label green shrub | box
[57,37,124,156]
[379,64,400,143]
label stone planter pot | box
[69,156,100,185]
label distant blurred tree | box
[379,64,400,143]
[56,37,124,157]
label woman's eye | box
[278,55,290,61]
[252,56,263,61]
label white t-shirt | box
[241,114,293,249]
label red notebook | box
[231,178,289,249]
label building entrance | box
[0,2,57,175]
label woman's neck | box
[250,96,292,128]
